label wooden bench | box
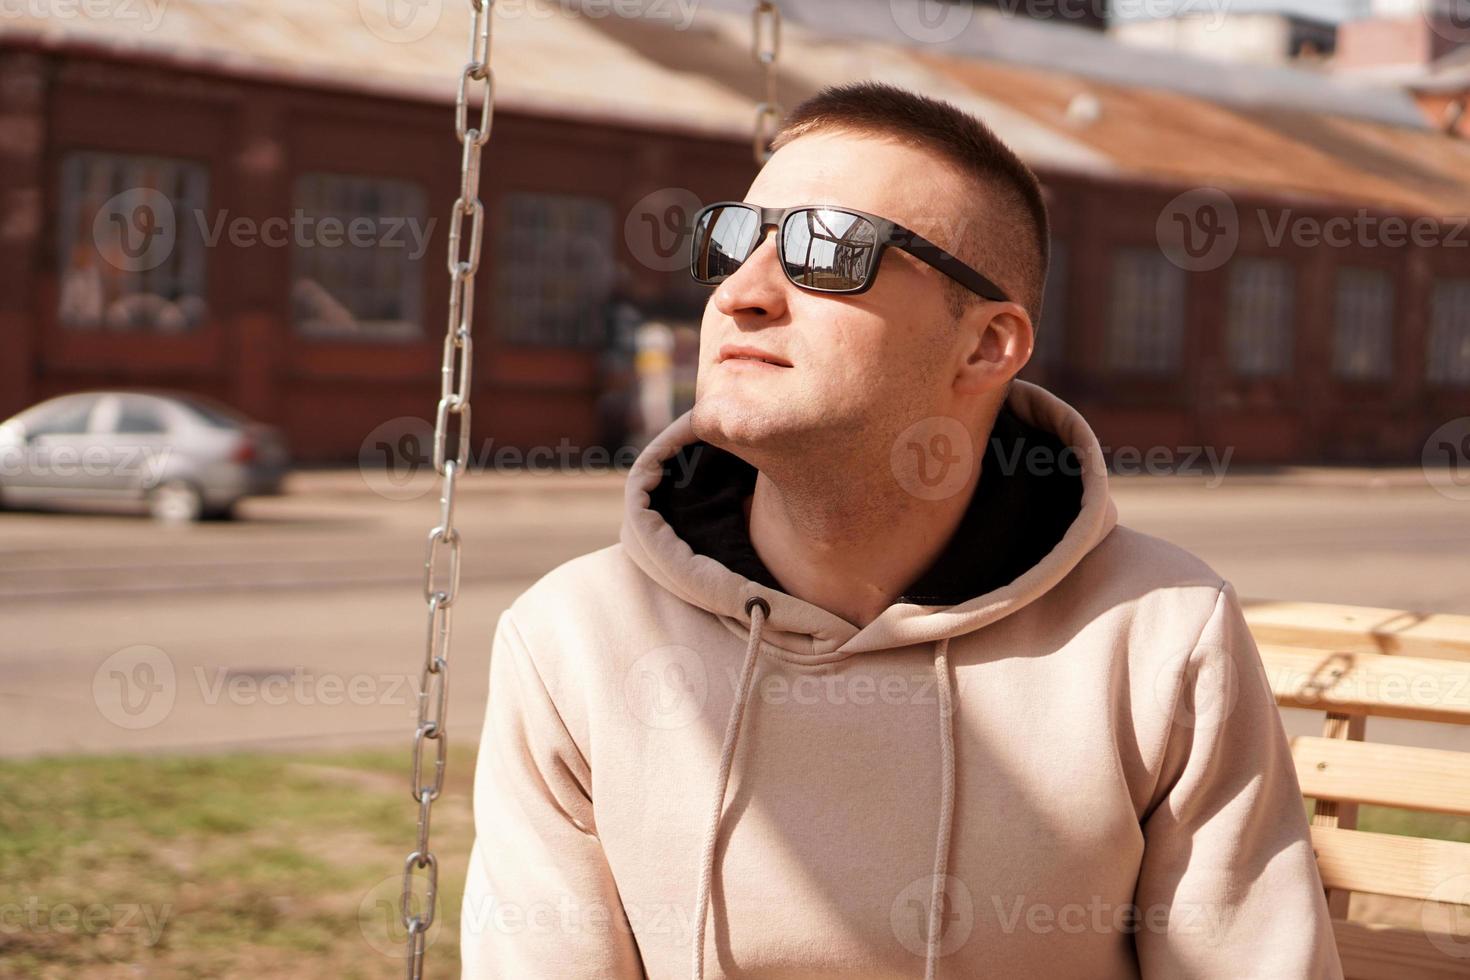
[1245,600,1470,979]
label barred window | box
[1034,240,1068,367]
[57,151,210,333]
[1428,278,1470,387]
[291,173,428,342]
[494,193,616,348]
[1332,268,1394,382]
[1106,248,1184,374]
[1226,257,1295,378]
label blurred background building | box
[2,0,1469,463]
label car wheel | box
[148,479,204,524]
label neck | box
[745,426,985,629]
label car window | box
[178,395,248,429]
[25,396,98,437]
[116,399,168,435]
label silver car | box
[0,390,289,522]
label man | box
[461,82,1342,979]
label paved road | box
[2,467,1466,759]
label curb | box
[284,468,629,497]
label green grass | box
[1358,806,1470,843]
[1304,799,1470,843]
[0,746,475,979]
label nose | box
[712,227,788,324]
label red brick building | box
[2,1,1469,464]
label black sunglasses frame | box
[689,201,1010,303]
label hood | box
[620,380,1119,662]
[622,379,1122,980]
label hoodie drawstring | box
[693,596,769,980]
[691,603,958,980]
[925,637,956,980]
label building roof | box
[925,54,1470,215]
[1412,44,1470,92]
[4,0,1469,215]
[697,0,1426,127]
[1104,0,1360,22]
[0,0,1118,172]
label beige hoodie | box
[461,380,1343,979]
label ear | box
[954,301,1034,396]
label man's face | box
[690,130,982,457]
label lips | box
[717,344,792,367]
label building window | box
[291,173,428,342]
[57,151,210,333]
[1226,257,1294,378]
[494,192,615,347]
[1106,248,1184,374]
[1034,240,1068,367]
[1332,268,1394,382]
[1428,278,1470,387]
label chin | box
[690,390,805,455]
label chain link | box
[751,1,782,164]
[400,2,495,976]
[398,2,770,971]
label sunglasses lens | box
[781,208,878,291]
[691,205,761,284]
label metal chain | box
[399,2,494,977]
[752,1,782,164]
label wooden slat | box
[1292,736,1470,816]
[1245,600,1470,662]
[1332,919,1470,980]
[1312,825,1470,902]
[1262,645,1470,725]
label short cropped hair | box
[770,82,1050,325]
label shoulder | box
[505,543,652,627]
[1085,524,1225,592]
[499,543,692,671]
[1049,524,1232,658]
[491,544,662,711]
